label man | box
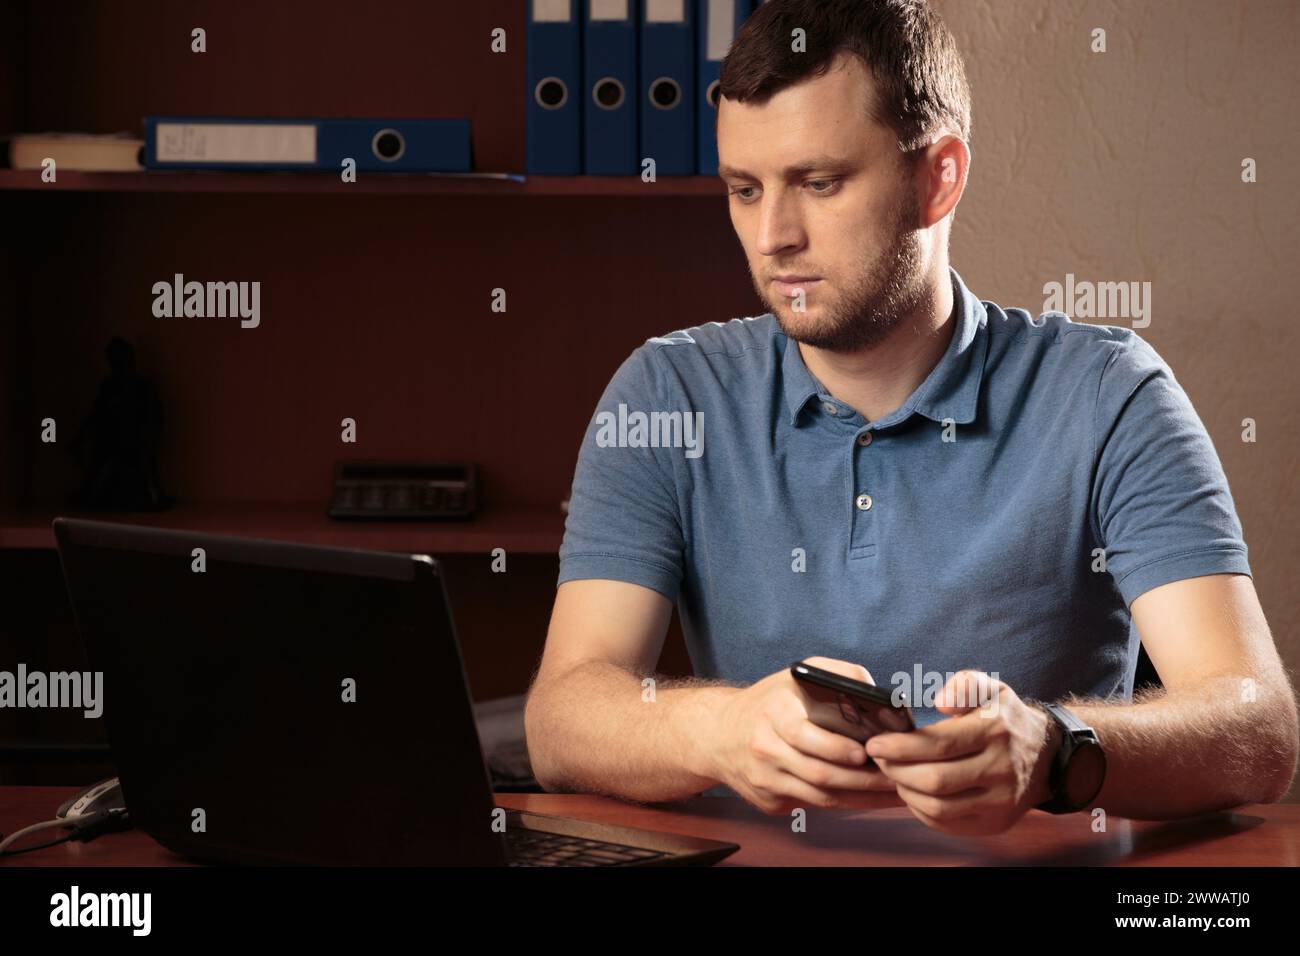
[524,0,1297,835]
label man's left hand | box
[864,670,1059,835]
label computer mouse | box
[57,776,125,818]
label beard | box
[757,190,928,354]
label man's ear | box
[918,134,969,229]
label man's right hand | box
[707,656,907,815]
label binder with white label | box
[143,117,472,172]
[696,0,753,175]
[583,0,639,175]
[527,0,583,174]
[640,0,696,176]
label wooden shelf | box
[0,503,567,554]
[0,169,727,197]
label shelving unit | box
[0,169,728,196]
[0,0,736,783]
[0,502,566,553]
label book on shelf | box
[8,132,145,171]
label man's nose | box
[755,191,805,256]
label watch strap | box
[1035,702,1103,814]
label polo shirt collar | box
[781,265,988,428]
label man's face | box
[717,53,929,353]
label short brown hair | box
[719,0,972,155]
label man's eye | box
[807,179,841,194]
[729,186,758,201]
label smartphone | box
[790,660,915,748]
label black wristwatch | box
[1033,702,1106,814]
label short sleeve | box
[557,345,685,601]
[1092,337,1251,607]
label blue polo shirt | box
[558,266,1251,728]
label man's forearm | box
[524,661,740,803]
[1060,673,1299,820]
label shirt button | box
[855,493,873,511]
[856,432,872,447]
[822,401,838,416]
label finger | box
[772,735,898,792]
[802,655,875,686]
[935,669,1003,716]
[902,801,983,835]
[865,711,990,763]
[762,769,907,813]
[776,713,871,766]
[873,750,998,796]
[810,786,909,812]
[894,780,989,820]
[741,768,839,815]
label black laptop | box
[52,517,739,867]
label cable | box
[0,816,86,854]
[0,809,130,857]
[0,831,78,856]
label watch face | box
[1064,741,1106,807]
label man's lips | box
[772,276,821,296]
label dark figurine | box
[68,337,175,511]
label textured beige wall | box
[934,0,1299,796]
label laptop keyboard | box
[505,828,670,866]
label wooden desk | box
[2,786,1296,866]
